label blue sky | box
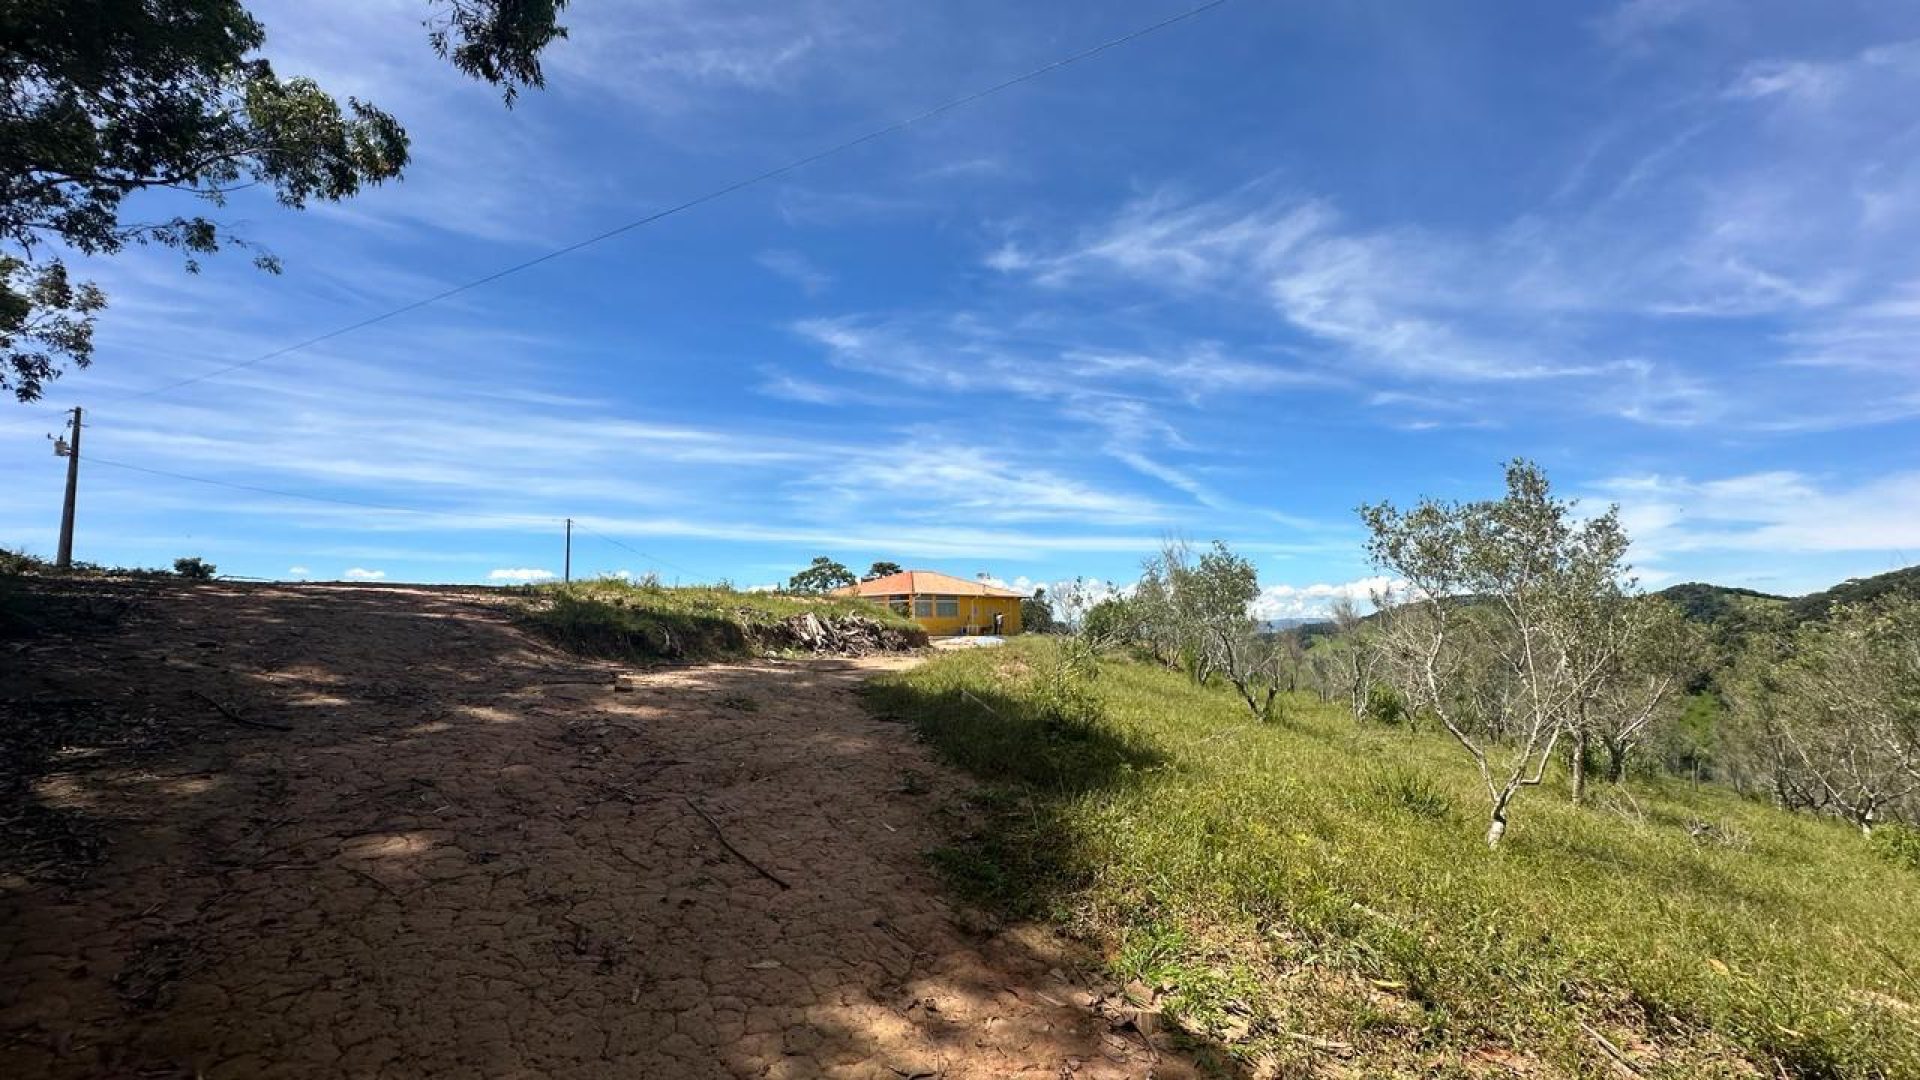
[4,0,1919,616]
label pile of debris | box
[766,611,928,656]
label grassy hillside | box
[519,578,923,661]
[867,639,1920,1078]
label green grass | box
[518,577,921,662]
[866,637,1920,1078]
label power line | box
[97,0,1233,405]
[88,454,707,578]
[571,521,696,579]
[85,455,525,520]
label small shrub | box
[1870,823,1920,872]
[1028,638,1103,730]
[172,557,217,580]
[1363,683,1406,726]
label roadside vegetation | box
[1,548,220,639]
[869,637,1920,1077]
[0,548,217,581]
[868,460,1920,1077]
[518,575,923,662]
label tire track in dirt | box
[0,581,1193,1078]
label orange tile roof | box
[835,570,1029,599]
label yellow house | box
[835,570,1027,637]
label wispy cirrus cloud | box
[801,441,1165,526]
[755,249,834,294]
[1595,469,1920,568]
[543,0,877,113]
[987,187,1595,383]
[982,69,1920,433]
[1591,0,1724,48]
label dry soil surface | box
[0,581,1195,1079]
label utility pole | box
[564,518,572,584]
[52,406,81,569]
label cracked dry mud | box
[0,582,1196,1078]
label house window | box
[887,596,909,615]
[914,597,933,617]
[935,596,960,617]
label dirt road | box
[0,582,1187,1078]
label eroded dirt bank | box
[0,581,1189,1078]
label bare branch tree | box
[1363,460,1631,847]
[1320,596,1384,721]
[1567,596,1706,803]
[1727,597,1920,835]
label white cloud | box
[1726,61,1841,103]
[753,367,898,407]
[544,1,862,112]
[1608,359,1722,427]
[805,441,1164,526]
[792,315,1325,406]
[342,567,387,581]
[1594,470,1920,568]
[1725,40,1920,105]
[287,565,309,577]
[976,571,1403,622]
[979,104,1920,429]
[1592,0,1719,48]
[755,249,833,294]
[488,567,557,583]
[991,187,1595,383]
[1253,576,1405,621]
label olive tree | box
[1079,595,1140,648]
[1135,540,1259,683]
[1133,540,1286,720]
[1567,595,1705,802]
[1319,596,1384,721]
[1132,541,1198,674]
[1727,597,1920,835]
[1048,577,1118,635]
[1362,460,1630,847]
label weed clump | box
[1870,823,1920,872]
[1355,765,1453,820]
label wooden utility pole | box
[564,518,572,584]
[54,406,81,569]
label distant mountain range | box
[1656,564,1920,624]
[1259,617,1326,632]
[1269,565,1920,639]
